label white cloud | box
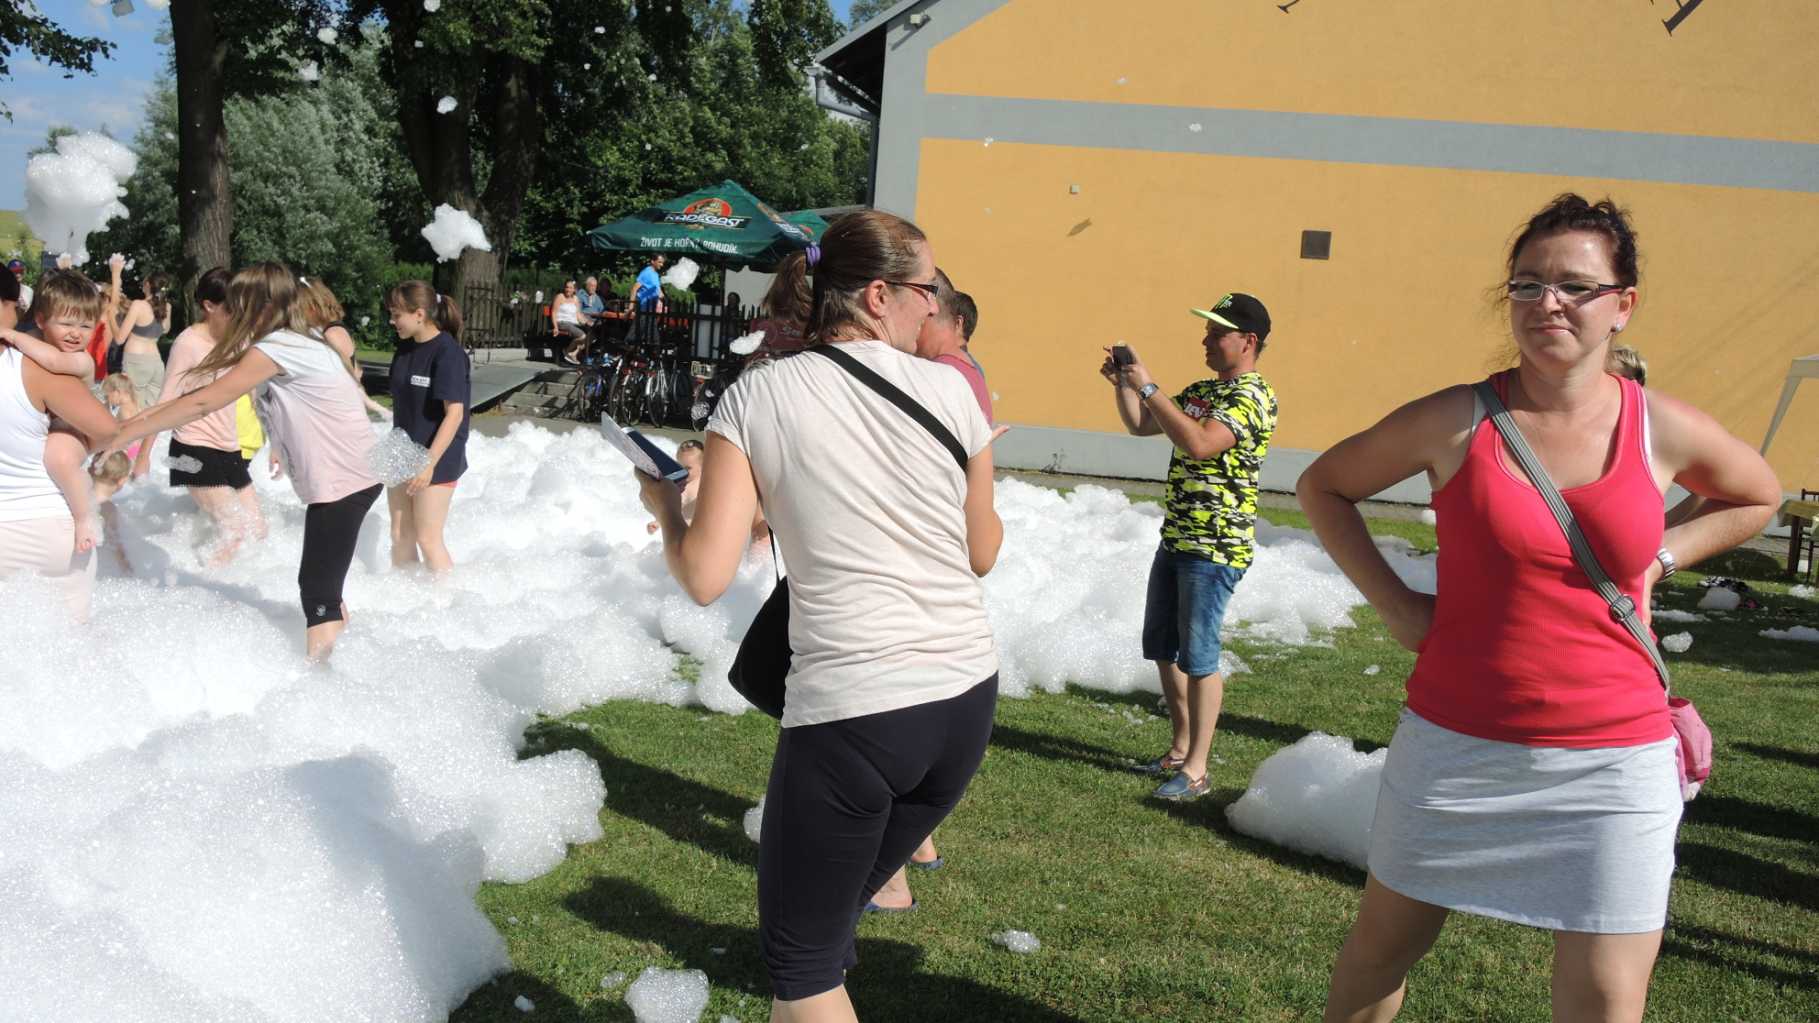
[16,58,50,76]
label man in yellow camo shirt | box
[1099,292,1278,801]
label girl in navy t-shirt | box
[385,281,470,572]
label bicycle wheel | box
[606,365,634,424]
[643,366,667,426]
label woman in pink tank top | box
[1298,195,1780,1022]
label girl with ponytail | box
[112,261,171,407]
[383,281,470,572]
[105,262,383,662]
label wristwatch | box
[1655,547,1678,579]
[1137,383,1160,402]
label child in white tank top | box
[2,309,104,554]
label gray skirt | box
[121,350,165,409]
[1368,708,1682,934]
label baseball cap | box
[1190,292,1270,342]
[6,259,23,273]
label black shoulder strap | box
[809,344,969,470]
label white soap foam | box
[420,203,492,263]
[1660,632,1693,653]
[317,27,338,44]
[1,421,1408,1019]
[1761,626,1819,643]
[990,929,1040,953]
[1653,609,1701,623]
[624,967,709,1023]
[743,797,764,842]
[1697,587,1741,611]
[369,427,433,486]
[660,257,700,292]
[437,96,459,114]
[727,330,764,356]
[1226,733,1386,869]
[22,132,136,265]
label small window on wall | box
[1301,230,1332,260]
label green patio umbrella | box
[587,180,815,270]
[785,209,830,239]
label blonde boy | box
[1,270,106,552]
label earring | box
[1612,322,1625,333]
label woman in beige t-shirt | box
[640,211,1002,1023]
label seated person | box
[578,276,607,326]
[552,280,586,364]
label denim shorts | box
[1141,546,1245,676]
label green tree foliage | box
[0,5,113,118]
[89,30,413,326]
[517,0,868,274]
[344,0,859,300]
[844,0,897,29]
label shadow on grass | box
[1677,843,1819,913]
[524,725,758,870]
[1667,621,1819,676]
[990,722,1135,772]
[1684,794,1819,845]
[1736,742,1819,771]
[1688,549,1790,585]
[453,971,587,1021]
[1156,786,1368,888]
[567,877,1090,1023]
[1661,922,1819,993]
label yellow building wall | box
[906,1,1819,490]
[927,0,1819,145]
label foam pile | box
[0,420,1416,1018]
[22,131,136,264]
[421,203,492,262]
[624,967,709,1023]
[1761,626,1819,643]
[370,427,433,485]
[1226,733,1388,869]
[660,257,700,292]
[727,329,765,356]
[990,930,1041,954]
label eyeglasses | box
[884,279,940,303]
[1506,279,1624,303]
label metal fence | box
[460,282,762,364]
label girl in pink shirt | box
[146,268,268,564]
[106,263,381,662]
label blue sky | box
[3,0,866,215]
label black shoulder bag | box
[726,345,971,718]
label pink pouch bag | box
[1668,696,1712,800]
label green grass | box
[451,523,1819,1022]
[0,210,43,263]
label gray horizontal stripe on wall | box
[924,95,1819,193]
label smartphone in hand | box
[1111,344,1134,367]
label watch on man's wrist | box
[1654,547,1678,579]
[1137,383,1160,401]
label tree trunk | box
[169,0,232,322]
[385,3,543,338]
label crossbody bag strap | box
[1471,380,1672,690]
[809,343,970,470]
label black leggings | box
[758,674,998,1001]
[298,484,381,627]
